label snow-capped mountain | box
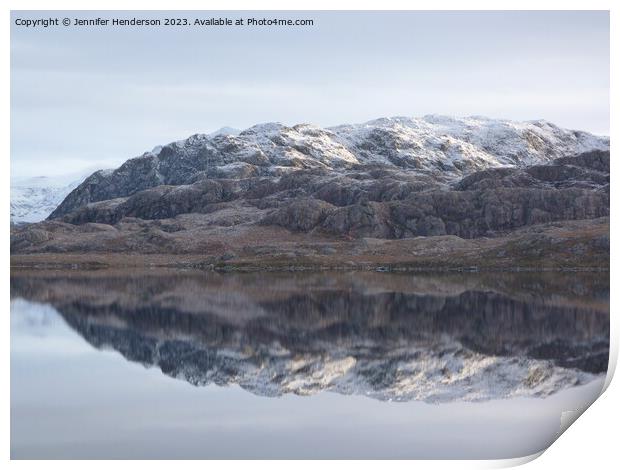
[49,115,609,219]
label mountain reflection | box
[10,270,609,402]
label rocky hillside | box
[10,116,610,267]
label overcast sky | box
[11,10,609,179]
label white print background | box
[2,0,618,469]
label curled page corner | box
[559,408,583,435]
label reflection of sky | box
[10,299,604,459]
[10,11,609,179]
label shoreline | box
[11,217,610,273]
[10,253,610,273]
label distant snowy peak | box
[11,182,79,224]
[10,170,104,224]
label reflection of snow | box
[161,341,598,403]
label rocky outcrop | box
[455,150,610,191]
[261,198,336,231]
[259,151,610,239]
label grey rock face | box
[261,198,336,231]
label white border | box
[2,1,616,468]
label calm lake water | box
[10,270,609,459]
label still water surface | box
[10,270,609,459]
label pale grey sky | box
[11,10,609,178]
